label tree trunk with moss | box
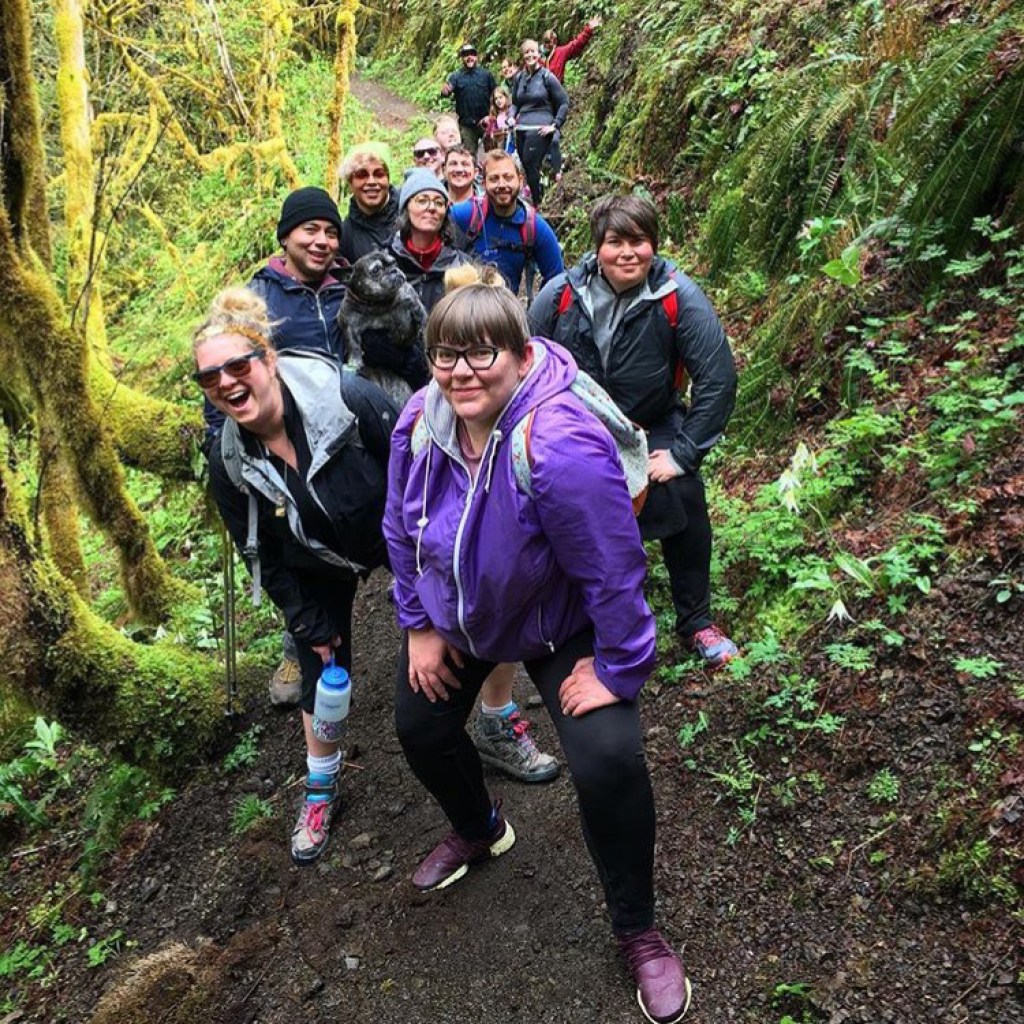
[0,429,223,771]
[325,0,358,191]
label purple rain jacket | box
[383,338,656,700]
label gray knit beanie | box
[399,169,448,212]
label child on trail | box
[482,85,515,154]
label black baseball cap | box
[459,43,477,56]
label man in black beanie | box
[205,185,426,707]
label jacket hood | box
[420,338,579,466]
[254,259,346,293]
[567,252,676,302]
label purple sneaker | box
[617,928,691,1024]
[412,803,516,891]
[687,625,739,668]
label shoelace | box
[505,712,540,753]
[300,799,328,834]
[617,928,673,972]
[693,625,727,648]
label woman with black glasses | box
[382,271,690,1024]
[195,287,398,867]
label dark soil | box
[16,555,1023,1024]
[6,77,1023,1024]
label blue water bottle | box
[312,657,351,743]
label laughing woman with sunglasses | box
[382,272,691,1024]
[195,287,398,866]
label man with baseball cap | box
[440,42,496,153]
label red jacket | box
[545,25,594,82]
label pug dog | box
[339,250,427,407]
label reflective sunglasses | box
[351,167,389,181]
[413,146,440,158]
[426,345,501,371]
[192,348,266,389]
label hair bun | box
[444,262,505,293]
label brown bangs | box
[426,284,529,357]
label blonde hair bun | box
[443,262,505,293]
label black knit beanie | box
[276,187,343,242]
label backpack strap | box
[466,196,488,244]
[662,271,689,392]
[410,408,429,457]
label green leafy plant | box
[231,795,274,834]
[953,656,1003,680]
[86,931,124,968]
[866,768,901,804]
[223,724,264,772]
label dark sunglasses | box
[414,146,440,158]
[192,348,266,389]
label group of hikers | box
[193,28,738,1024]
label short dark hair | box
[444,144,474,165]
[589,195,660,252]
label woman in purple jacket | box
[383,276,691,1024]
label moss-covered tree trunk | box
[325,0,358,191]
[0,425,222,770]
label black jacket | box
[528,255,736,476]
[389,233,472,313]
[445,66,498,126]
[340,188,401,264]
[209,352,397,646]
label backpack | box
[464,195,539,301]
[555,275,689,392]
[410,370,649,515]
[464,195,537,258]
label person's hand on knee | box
[559,656,621,717]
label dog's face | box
[347,250,407,305]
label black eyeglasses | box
[192,349,266,389]
[426,345,502,371]
[413,146,440,158]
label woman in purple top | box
[383,272,691,1024]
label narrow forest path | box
[41,77,1023,1024]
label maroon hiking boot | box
[412,803,516,891]
[617,927,691,1023]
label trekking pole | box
[221,522,239,716]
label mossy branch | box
[325,1,359,191]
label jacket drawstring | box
[483,428,503,493]
[415,439,432,576]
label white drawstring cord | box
[415,439,432,576]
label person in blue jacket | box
[449,150,563,297]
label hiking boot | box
[470,708,560,783]
[290,774,339,866]
[269,655,302,706]
[412,803,516,891]
[685,625,738,668]
[617,928,691,1024]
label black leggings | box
[660,476,714,638]
[516,129,554,208]
[394,628,656,934]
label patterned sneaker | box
[470,707,560,783]
[269,656,302,707]
[617,928,691,1024]
[412,803,516,891]
[686,625,738,668]
[290,774,339,866]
